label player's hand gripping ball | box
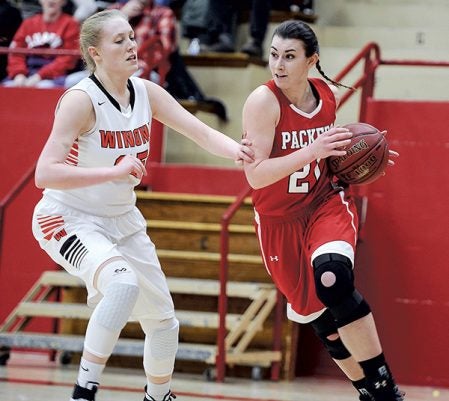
[327,122,389,185]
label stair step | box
[147,220,260,254]
[0,332,280,365]
[167,277,274,299]
[38,271,273,298]
[157,249,262,264]
[147,219,254,233]
[135,191,254,225]
[16,302,241,329]
[136,190,252,204]
[0,332,216,362]
[182,52,268,68]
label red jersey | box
[252,78,337,217]
[7,13,79,80]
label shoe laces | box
[163,392,176,401]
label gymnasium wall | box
[0,87,115,336]
[0,88,62,330]
[355,98,449,386]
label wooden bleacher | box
[0,191,292,380]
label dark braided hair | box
[273,20,353,90]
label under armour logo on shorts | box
[270,256,279,262]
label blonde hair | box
[80,9,127,73]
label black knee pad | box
[313,253,371,327]
[313,253,355,307]
[310,309,351,360]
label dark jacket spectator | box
[0,0,22,80]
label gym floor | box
[0,351,446,401]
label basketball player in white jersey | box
[31,9,254,401]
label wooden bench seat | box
[16,301,241,330]
[37,271,273,299]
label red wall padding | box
[0,88,63,325]
[354,98,449,386]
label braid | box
[316,61,354,90]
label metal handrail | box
[332,42,381,120]
[0,163,36,264]
[0,46,80,56]
[332,42,449,120]
[216,184,252,382]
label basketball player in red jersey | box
[242,20,402,401]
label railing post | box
[359,46,379,122]
[270,289,284,381]
[216,185,252,382]
[216,217,229,382]
[0,163,36,266]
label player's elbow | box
[34,165,50,189]
[248,180,264,190]
[34,172,46,189]
[244,171,264,190]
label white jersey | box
[44,76,152,217]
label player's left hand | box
[380,131,399,175]
[235,136,254,166]
[235,135,254,166]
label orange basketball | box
[328,122,389,185]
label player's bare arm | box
[35,90,145,190]
[243,86,352,189]
[145,80,254,164]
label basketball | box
[327,122,389,185]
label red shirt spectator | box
[6,0,80,87]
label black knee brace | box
[313,253,371,327]
[310,309,351,360]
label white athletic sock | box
[145,381,170,401]
[76,357,105,389]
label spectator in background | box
[4,0,80,88]
[63,0,178,85]
[240,0,271,57]
[180,0,210,53]
[71,0,98,22]
[0,0,22,81]
[118,0,228,120]
[184,0,271,58]
[118,0,176,83]
[18,0,99,21]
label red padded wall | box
[354,98,449,386]
[0,88,63,325]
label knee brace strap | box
[313,253,371,327]
[311,310,351,360]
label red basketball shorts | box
[255,191,359,323]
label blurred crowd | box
[0,0,314,110]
